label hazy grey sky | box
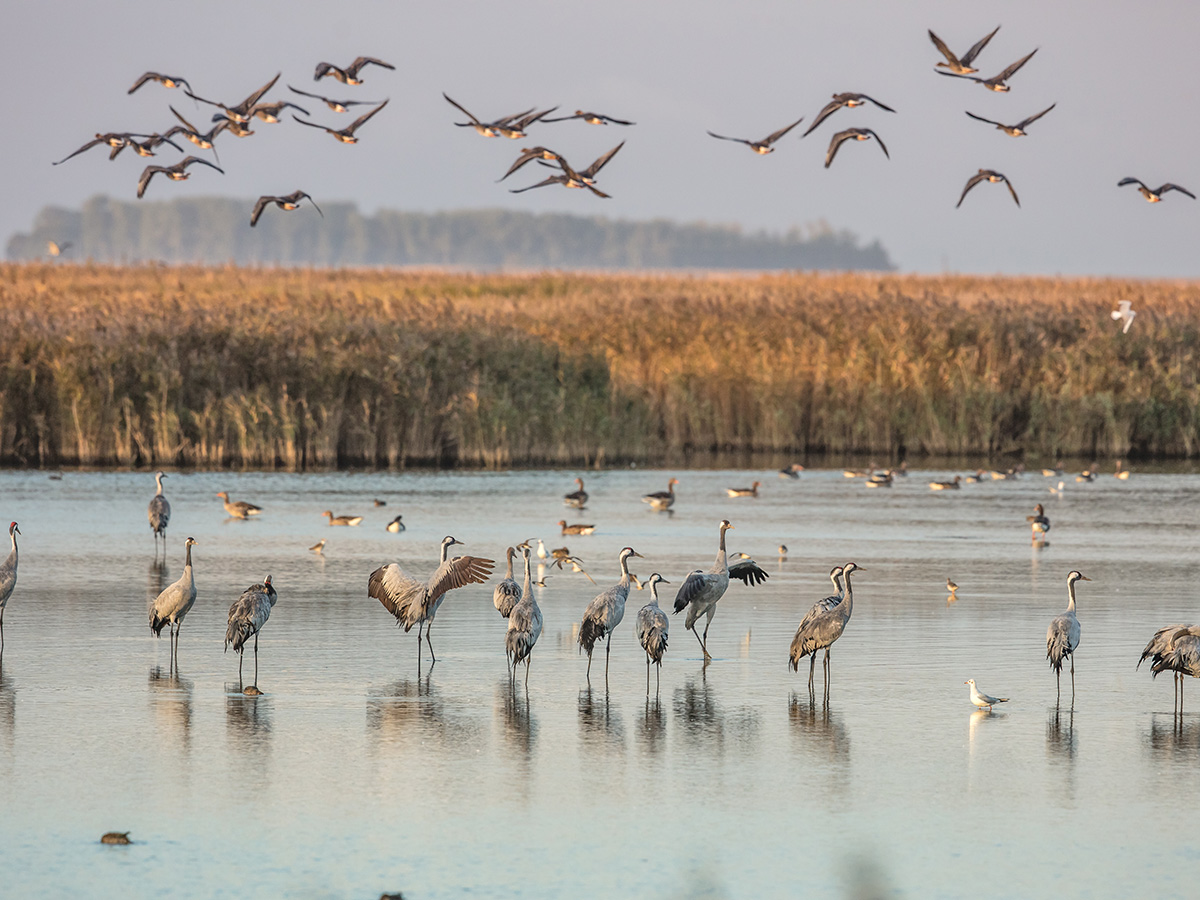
[5,0,1199,276]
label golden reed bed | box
[1,263,1196,468]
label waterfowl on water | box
[779,464,804,479]
[707,116,805,154]
[128,72,192,94]
[387,515,405,533]
[937,49,1038,92]
[824,128,889,168]
[947,578,958,594]
[101,832,133,845]
[373,499,387,507]
[1114,460,1131,480]
[965,103,1056,137]
[314,56,395,85]
[250,191,323,227]
[957,169,1020,208]
[965,679,1007,710]
[1049,481,1066,497]
[1042,465,1064,477]
[1118,178,1196,203]
[137,156,224,199]
[964,469,987,483]
[309,539,326,554]
[292,99,389,143]
[1111,300,1136,333]
[287,85,383,113]
[929,476,962,490]
[802,93,895,137]
[642,477,679,511]
[216,492,262,519]
[558,520,596,536]
[185,73,280,124]
[1027,503,1051,543]
[927,26,1001,75]
[323,511,363,526]
[865,470,894,488]
[726,481,761,498]
[778,545,789,560]
[543,110,635,126]
[564,478,589,508]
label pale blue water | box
[0,467,1197,899]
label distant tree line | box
[7,195,894,270]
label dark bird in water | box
[292,99,389,143]
[314,56,395,85]
[287,85,382,113]
[225,574,278,687]
[250,191,323,227]
[824,128,889,168]
[927,26,1000,75]
[185,73,280,123]
[52,133,153,165]
[802,93,895,137]
[1118,178,1196,203]
[137,156,224,199]
[707,116,804,154]
[128,71,192,94]
[1027,503,1051,543]
[957,169,1020,208]
[937,49,1038,92]
[965,104,1056,137]
[542,110,635,126]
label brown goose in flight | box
[185,73,280,123]
[824,128,889,168]
[1118,178,1196,202]
[542,110,635,126]
[957,169,1020,208]
[287,85,382,113]
[292,99,389,143]
[251,191,323,227]
[534,142,624,185]
[128,72,192,94]
[937,49,1038,92]
[802,94,895,137]
[494,107,558,140]
[53,132,153,165]
[498,147,563,181]
[927,27,1000,75]
[965,104,1056,137]
[137,156,224,199]
[248,100,309,123]
[314,56,394,85]
[707,116,804,154]
[443,94,540,137]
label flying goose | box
[137,156,224,198]
[707,116,805,154]
[802,93,895,137]
[248,100,309,123]
[185,73,280,123]
[936,49,1038,92]
[1118,178,1196,202]
[542,110,635,126]
[493,107,558,139]
[287,85,382,112]
[128,71,192,94]
[957,170,1019,208]
[965,103,1056,137]
[499,146,563,181]
[314,56,394,85]
[292,99,389,143]
[52,133,153,165]
[250,191,323,227]
[824,128,889,168]
[927,27,1000,75]
[443,93,536,137]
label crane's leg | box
[1070,656,1075,703]
[692,626,707,657]
[1180,675,1184,715]
[656,662,661,694]
[646,655,650,693]
[426,622,437,664]
[1,607,5,656]
[238,648,244,683]
[253,632,259,688]
[605,633,612,684]
[586,648,593,683]
[525,654,531,688]
[701,608,715,661]
[1055,669,1061,704]
[808,653,816,692]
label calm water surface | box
[1,468,1198,899]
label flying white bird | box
[1111,300,1136,334]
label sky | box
[4,0,1199,277]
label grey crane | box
[1150,630,1200,713]
[1047,570,1089,703]
[149,537,197,667]
[672,520,770,661]
[0,522,19,655]
[148,471,171,557]
[216,491,262,519]
[506,546,542,686]
[368,536,495,665]
[636,573,670,692]
[578,546,644,683]
[1139,623,1200,712]
[494,546,523,618]
[563,477,589,509]
[225,574,277,688]
[788,561,863,695]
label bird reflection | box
[495,680,536,759]
[147,559,169,603]
[148,666,193,750]
[0,662,14,748]
[636,695,667,756]
[1146,713,1200,758]
[226,690,272,750]
[1046,706,1076,761]
[367,676,480,752]
[967,707,1007,748]
[674,676,723,736]
[577,686,625,750]
[788,693,851,773]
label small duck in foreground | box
[965,679,1008,710]
[386,515,405,533]
[101,832,133,845]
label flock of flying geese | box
[45,27,1191,231]
[4,463,1194,718]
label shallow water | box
[0,467,1197,899]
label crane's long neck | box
[649,584,660,608]
[619,551,633,585]
[183,542,193,571]
[441,542,453,564]
[505,549,515,580]
[155,473,165,496]
[1067,580,1077,613]
[842,569,855,616]
[7,531,17,569]
[521,553,532,600]
[833,571,844,598]
[715,526,728,571]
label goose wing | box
[348,56,395,75]
[235,73,280,113]
[291,115,332,133]
[250,196,276,227]
[803,99,843,137]
[956,170,990,208]
[927,30,961,67]
[961,25,1001,65]
[993,48,1038,83]
[763,116,804,144]
[499,147,557,181]
[707,131,751,146]
[347,99,389,134]
[860,94,895,113]
[180,156,224,174]
[965,110,1003,128]
[137,166,168,199]
[285,190,322,215]
[1017,103,1056,129]
[52,136,108,166]
[510,175,564,193]
[824,130,856,168]
[581,141,624,178]
[865,128,889,158]
[442,93,483,125]
[1160,183,1197,199]
[1004,176,1021,207]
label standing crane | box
[1047,570,1089,704]
[368,536,495,665]
[578,546,644,683]
[148,471,170,557]
[1151,631,1200,714]
[506,545,542,686]
[789,562,864,695]
[225,575,277,689]
[1139,623,1200,713]
[149,537,197,668]
[0,522,19,655]
[672,520,769,660]
[636,573,670,692]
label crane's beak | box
[632,550,645,558]
[1079,575,1091,581]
